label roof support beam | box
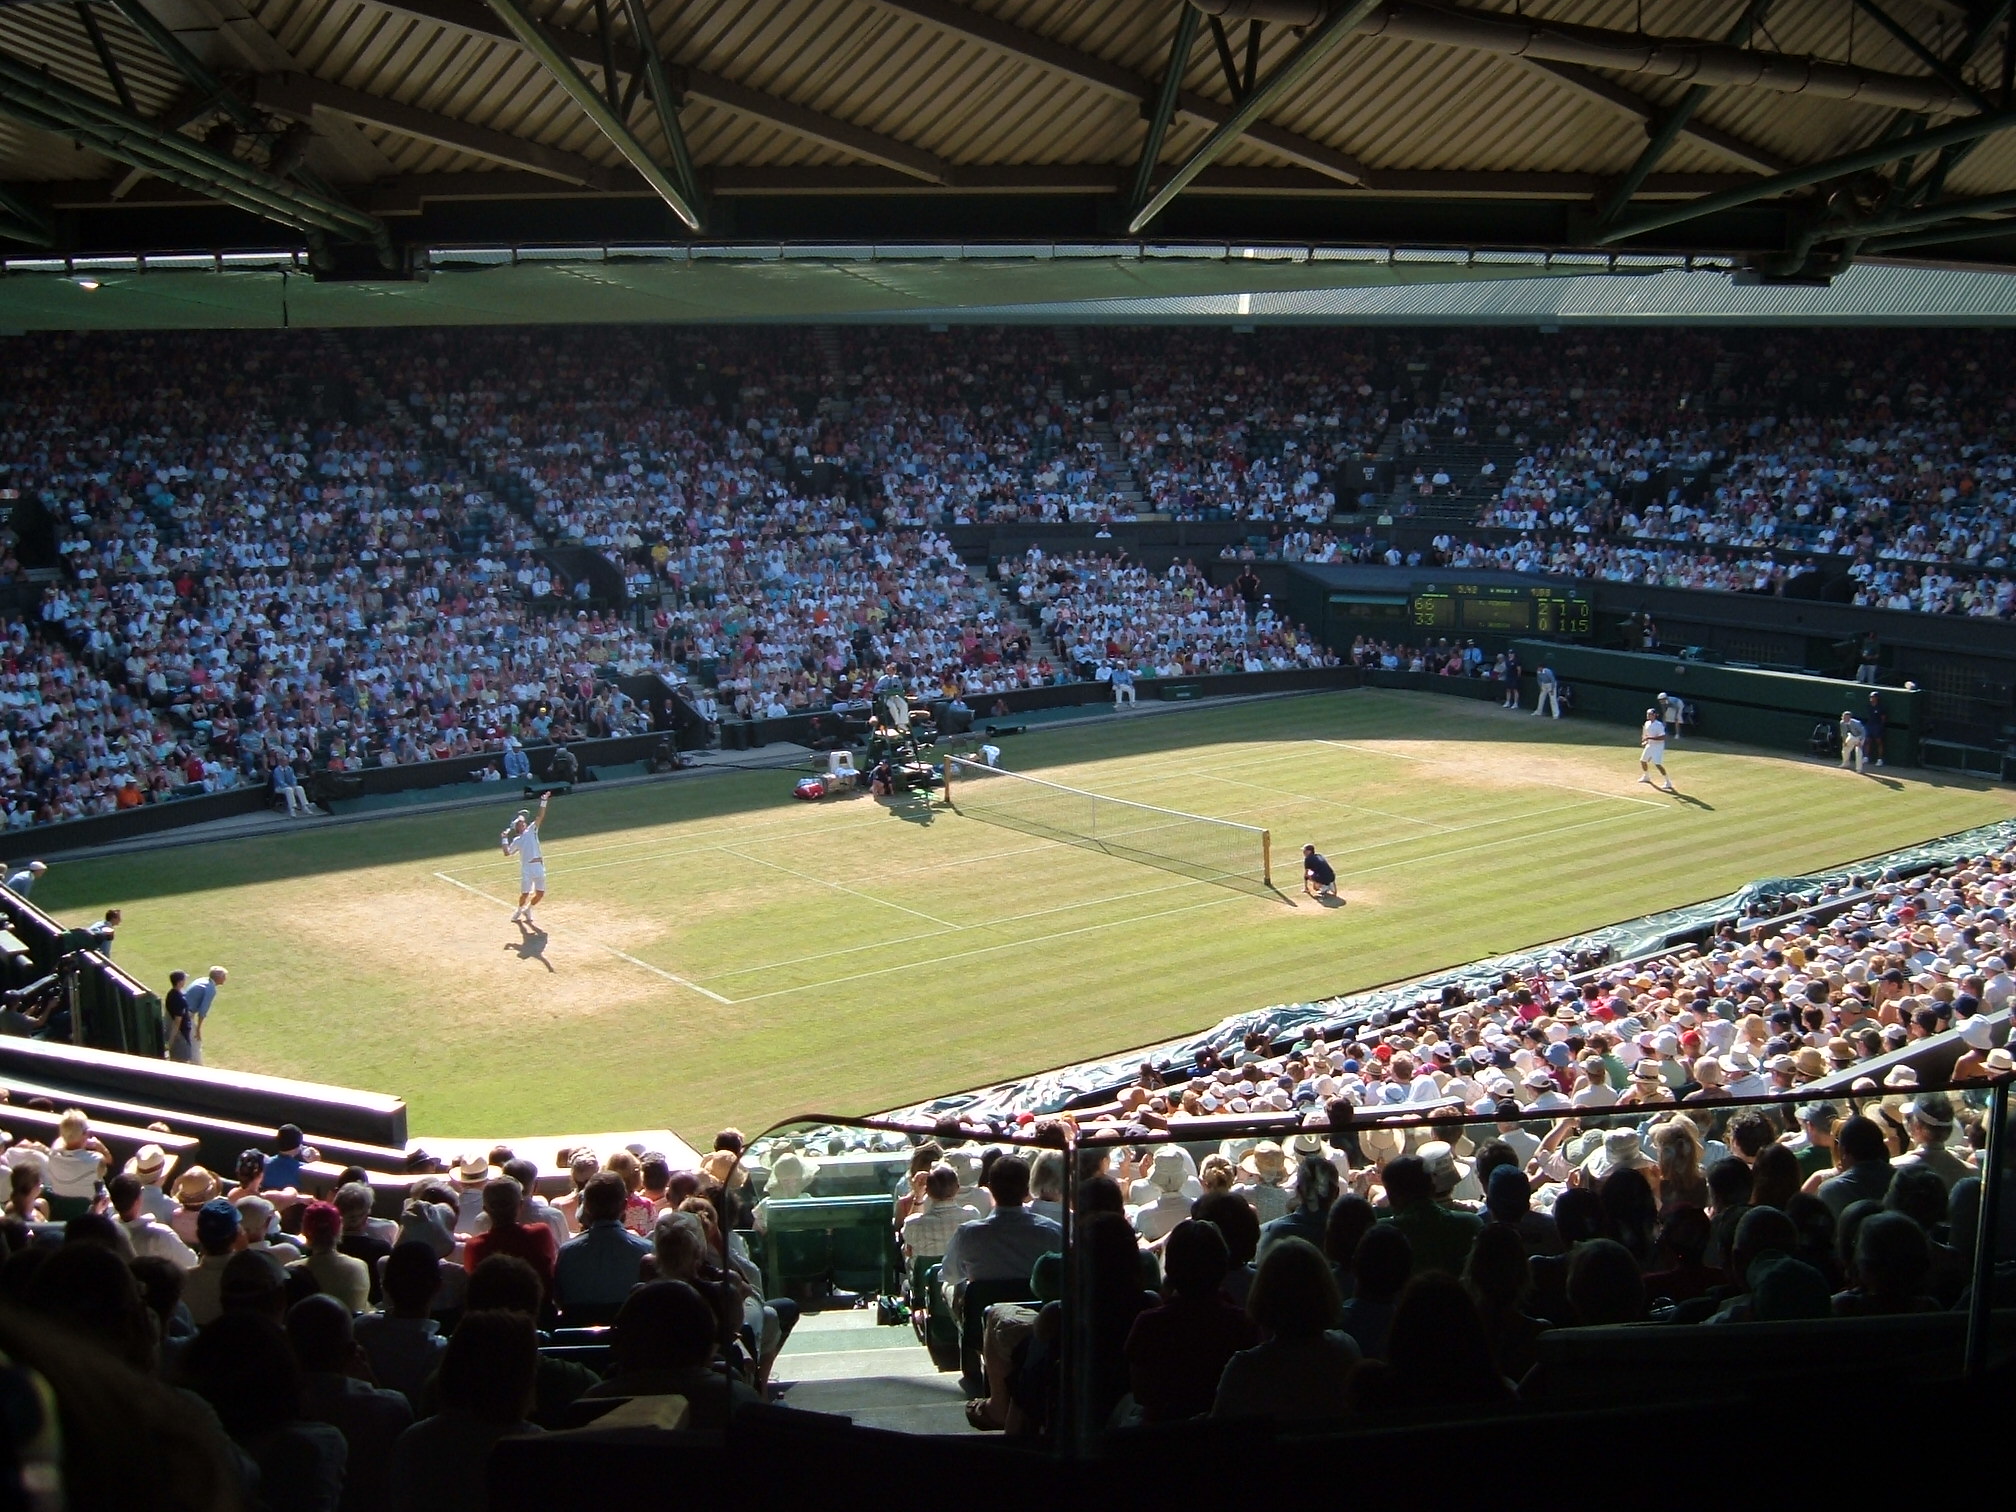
[0,57,387,249]
[1595,110,2016,245]
[870,0,1370,185]
[0,181,52,245]
[1592,0,1774,230]
[1836,184,2016,241]
[1850,0,1998,115]
[1359,1,1973,114]
[1519,59,1787,174]
[370,0,949,183]
[1128,2,1200,218]
[104,0,265,136]
[1864,213,2016,251]
[248,73,615,187]
[75,1,136,115]
[482,0,700,229]
[1130,0,1386,232]
[620,0,702,213]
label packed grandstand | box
[3,325,2016,828]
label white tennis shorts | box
[520,862,547,892]
[1641,742,1666,765]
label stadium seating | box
[11,324,2016,831]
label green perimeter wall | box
[1511,642,1920,763]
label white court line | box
[525,835,1055,885]
[1313,739,1670,809]
[433,871,514,907]
[601,947,732,1005]
[1189,769,1454,831]
[1336,805,1663,881]
[698,874,1210,983]
[429,871,731,1004]
[449,809,900,873]
[728,892,1245,1005]
[715,847,960,928]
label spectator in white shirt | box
[109,1173,198,1269]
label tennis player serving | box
[503,792,551,928]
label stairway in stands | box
[814,326,846,391]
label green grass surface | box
[32,690,2016,1144]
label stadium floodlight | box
[942,756,1271,892]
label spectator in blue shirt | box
[554,1172,652,1319]
[264,1125,316,1192]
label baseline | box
[429,870,731,1004]
[1312,739,1670,809]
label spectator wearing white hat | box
[123,1143,179,1223]
[2,860,46,895]
[1127,1149,1196,1242]
[1892,1093,1969,1193]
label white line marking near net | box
[430,871,731,1004]
[1313,739,1670,808]
[728,892,1245,1005]
[715,847,960,928]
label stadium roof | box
[3,0,2016,306]
[13,243,2016,328]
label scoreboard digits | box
[1406,584,1590,636]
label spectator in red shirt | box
[463,1178,557,1304]
[1124,1218,1261,1422]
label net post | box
[1261,830,1272,887]
[941,756,954,806]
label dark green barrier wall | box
[1511,642,1920,763]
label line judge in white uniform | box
[1638,707,1675,793]
[503,791,551,928]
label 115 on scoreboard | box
[1410,584,1592,636]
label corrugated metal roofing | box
[0,0,2009,266]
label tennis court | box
[35,689,2016,1139]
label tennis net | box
[942,756,1271,891]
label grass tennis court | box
[32,689,2016,1143]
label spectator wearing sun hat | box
[122,1142,179,1223]
[1233,1141,1291,1223]
[169,1166,222,1246]
[1891,1093,1969,1193]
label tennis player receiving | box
[1638,707,1675,792]
[503,792,550,928]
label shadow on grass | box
[507,926,553,973]
[32,688,2003,907]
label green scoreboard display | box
[1410,583,1592,636]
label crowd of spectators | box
[1007,548,1337,680]
[13,324,2016,829]
[0,1119,794,1508]
[847,839,2016,1437]
[1087,328,1382,523]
